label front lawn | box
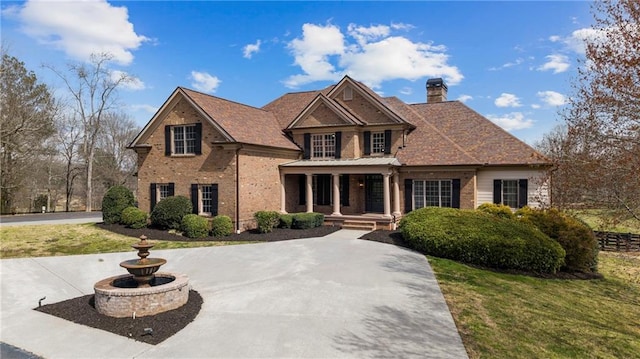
[430,252,640,358]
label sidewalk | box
[0,230,468,358]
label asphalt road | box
[0,211,103,226]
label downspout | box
[235,145,242,234]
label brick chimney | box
[426,78,448,103]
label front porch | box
[279,158,403,229]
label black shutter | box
[451,179,461,209]
[334,132,342,159]
[341,174,350,206]
[168,182,175,197]
[194,123,202,155]
[404,179,413,213]
[164,126,171,156]
[364,131,371,155]
[150,183,157,211]
[493,180,502,204]
[211,184,219,216]
[384,130,392,154]
[518,179,528,208]
[191,184,199,214]
[298,175,306,205]
[303,133,311,159]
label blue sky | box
[1,1,596,145]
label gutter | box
[235,144,243,234]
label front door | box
[365,174,384,213]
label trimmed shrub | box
[181,214,209,239]
[516,207,599,273]
[292,213,318,229]
[477,203,515,220]
[150,196,192,230]
[210,215,233,237]
[400,207,565,273]
[102,185,135,224]
[120,207,148,229]
[279,214,294,229]
[314,212,325,227]
[254,211,280,233]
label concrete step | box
[341,220,376,231]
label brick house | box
[129,76,550,232]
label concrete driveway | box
[0,230,468,358]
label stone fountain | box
[94,235,190,318]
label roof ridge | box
[180,86,271,113]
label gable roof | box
[410,101,549,166]
[262,86,333,129]
[130,87,299,151]
[286,93,365,129]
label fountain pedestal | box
[94,235,190,318]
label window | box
[313,174,332,205]
[158,184,172,201]
[372,132,385,154]
[501,180,519,208]
[201,185,213,214]
[311,134,335,159]
[343,86,353,101]
[173,125,197,154]
[191,183,218,216]
[493,179,528,208]
[413,180,452,209]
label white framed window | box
[372,132,385,154]
[200,185,213,214]
[311,134,335,159]
[172,125,197,154]
[158,184,171,201]
[501,180,519,208]
[413,180,452,209]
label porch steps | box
[340,220,376,231]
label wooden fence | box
[595,231,640,252]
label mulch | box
[35,225,601,346]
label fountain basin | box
[120,257,167,287]
[94,272,189,318]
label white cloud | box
[549,35,561,42]
[564,28,604,54]
[285,23,345,87]
[531,104,541,109]
[111,70,145,90]
[486,112,534,131]
[285,22,463,89]
[130,104,158,114]
[489,58,524,71]
[538,54,570,73]
[537,91,566,106]
[457,94,473,103]
[399,87,412,95]
[243,40,261,59]
[190,71,221,93]
[12,0,147,65]
[495,93,522,108]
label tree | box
[47,53,132,212]
[55,112,84,212]
[94,111,139,189]
[558,0,640,223]
[0,53,56,214]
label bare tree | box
[55,112,84,211]
[0,53,56,214]
[47,53,131,212]
[559,0,640,223]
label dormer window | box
[343,86,353,101]
[312,133,335,159]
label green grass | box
[570,209,640,233]
[0,223,240,258]
[430,252,640,359]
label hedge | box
[210,215,233,237]
[102,185,135,225]
[279,214,294,229]
[292,212,324,229]
[181,214,209,239]
[150,196,192,230]
[120,207,148,229]
[517,207,599,273]
[400,207,565,273]
[254,211,280,233]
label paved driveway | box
[0,230,468,358]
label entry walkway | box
[0,230,468,358]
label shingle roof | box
[262,86,334,129]
[181,88,300,151]
[410,102,549,165]
[281,157,401,167]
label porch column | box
[280,173,287,214]
[332,173,341,216]
[306,173,313,213]
[383,173,391,217]
[392,173,401,216]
